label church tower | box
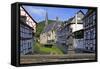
[45,11,48,26]
[56,16,59,23]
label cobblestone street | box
[20,53,95,64]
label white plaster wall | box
[70,24,83,32]
[40,33,47,44]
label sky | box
[22,5,88,23]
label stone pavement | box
[20,53,95,64]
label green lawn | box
[34,42,63,54]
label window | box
[20,43,23,53]
[93,39,95,45]
[90,47,93,51]
[90,29,93,39]
[86,30,90,39]
[86,47,88,50]
[89,15,93,25]
[93,29,95,39]
[88,16,91,25]
[85,31,88,39]
[87,40,90,45]
[93,12,96,20]
[93,20,95,25]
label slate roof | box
[42,22,62,33]
[65,10,85,25]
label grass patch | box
[34,42,63,54]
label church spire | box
[45,11,48,26]
[56,16,59,22]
